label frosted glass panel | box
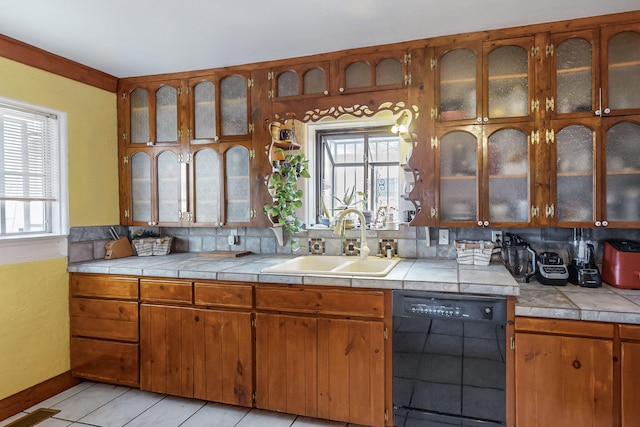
[345,61,371,88]
[155,85,178,143]
[606,122,640,221]
[130,152,151,222]
[194,81,216,140]
[439,131,478,221]
[130,88,149,143]
[225,146,250,222]
[303,68,326,94]
[220,75,247,136]
[488,129,529,222]
[194,148,220,223]
[157,151,179,223]
[277,70,299,97]
[556,125,594,221]
[376,58,402,86]
[557,38,593,113]
[440,49,477,120]
[488,46,528,118]
[608,31,640,110]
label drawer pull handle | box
[572,359,581,369]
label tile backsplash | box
[68,224,640,264]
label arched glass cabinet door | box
[220,74,248,137]
[224,145,251,224]
[155,85,178,143]
[193,147,221,225]
[485,126,531,224]
[130,151,152,224]
[604,28,640,113]
[438,128,481,224]
[277,70,299,97]
[156,150,180,224]
[191,79,217,141]
[553,121,597,224]
[438,47,479,123]
[604,120,640,223]
[129,88,149,144]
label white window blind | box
[0,102,60,235]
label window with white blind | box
[0,97,67,264]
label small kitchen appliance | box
[567,229,602,287]
[526,249,569,286]
[602,239,640,289]
[501,233,532,282]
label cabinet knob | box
[323,90,329,95]
[602,220,608,227]
[483,117,489,123]
[595,221,602,227]
[604,108,611,114]
[477,221,483,227]
[339,87,345,93]
[483,221,489,227]
[477,118,482,123]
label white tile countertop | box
[68,253,640,324]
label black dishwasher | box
[392,290,507,427]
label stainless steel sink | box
[261,255,401,277]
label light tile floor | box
[0,382,365,427]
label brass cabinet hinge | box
[122,132,128,141]
[251,318,256,328]
[431,206,438,218]
[404,73,412,86]
[511,336,515,350]
[430,136,438,149]
[385,409,389,422]
[546,44,554,57]
[530,130,540,145]
[545,129,555,144]
[267,89,274,99]
[545,204,555,218]
[248,78,254,88]
[531,99,540,113]
[249,149,256,159]
[249,123,255,134]
[430,57,437,70]
[188,128,193,139]
[531,205,540,218]
[124,209,130,218]
[545,97,555,111]
[253,391,257,402]
[121,92,127,100]
[267,70,274,80]
[384,327,388,340]
[404,53,412,64]
[430,106,438,120]
[123,156,129,165]
[531,46,540,57]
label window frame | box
[0,96,68,265]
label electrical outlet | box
[492,230,503,245]
[228,235,239,245]
[438,229,449,245]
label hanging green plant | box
[263,149,311,250]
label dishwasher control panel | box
[395,291,505,322]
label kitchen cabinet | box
[139,279,253,405]
[514,317,614,427]
[270,61,331,100]
[118,71,255,227]
[69,273,139,387]
[255,285,389,427]
[435,122,535,227]
[620,324,640,427]
[337,50,409,95]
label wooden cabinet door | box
[255,313,318,417]
[317,318,385,427]
[515,332,613,427]
[140,304,196,398]
[193,309,253,406]
[71,337,139,387]
[622,341,640,427]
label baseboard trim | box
[0,371,81,421]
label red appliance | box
[602,239,640,289]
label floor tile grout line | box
[121,392,173,427]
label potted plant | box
[263,148,311,250]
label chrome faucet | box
[333,208,370,259]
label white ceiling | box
[1,0,638,78]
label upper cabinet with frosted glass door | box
[270,61,331,100]
[434,37,535,126]
[336,50,410,95]
[601,24,640,117]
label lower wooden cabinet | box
[620,324,640,427]
[514,317,615,427]
[69,274,139,387]
[255,285,388,427]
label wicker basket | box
[132,236,173,257]
[455,240,495,266]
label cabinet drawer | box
[71,337,139,387]
[515,317,614,339]
[194,282,253,309]
[70,297,139,342]
[140,279,192,303]
[620,324,640,340]
[256,286,385,318]
[70,273,138,299]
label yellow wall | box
[0,57,118,399]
